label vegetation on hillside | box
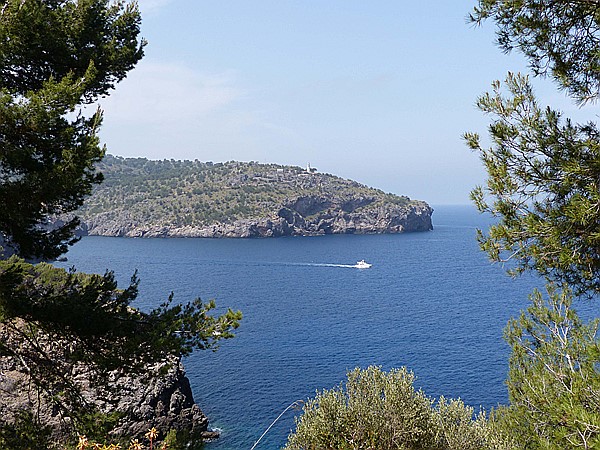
[78,155,416,229]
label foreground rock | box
[0,352,214,445]
[80,357,212,440]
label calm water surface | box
[55,205,543,450]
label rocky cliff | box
[80,195,433,238]
[0,347,214,445]
[76,156,433,238]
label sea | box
[53,205,545,450]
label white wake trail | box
[253,261,369,269]
[308,263,357,268]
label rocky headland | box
[76,156,433,238]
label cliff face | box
[81,196,432,238]
[77,156,434,238]
[0,350,213,445]
[81,358,212,440]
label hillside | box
[75,155,433,238]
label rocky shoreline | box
[79,197,433,238]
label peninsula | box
[77,155,433,238]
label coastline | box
[78,203,434,239]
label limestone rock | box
[0,352,212,444]
[79,197,433,239]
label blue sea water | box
[54,205,544,450]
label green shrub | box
[0,411,52,450]
[285,366,513,450]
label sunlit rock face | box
[80,195,433,238]
[0,332,213,444]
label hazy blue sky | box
[98,1,598,204]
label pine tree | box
[0,2,242,446]
[470,2,600,448]
[464,72,600,297]
[0,0,145,260]
[471,0,600,103]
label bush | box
[0,411,52,450]
[285,366,513,450]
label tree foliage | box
[496,285,600,449]
[0,0,145,99]
[470,1,600,449]
[0,256,242,441]
[465,72,600,296]
[0,257,241,365]
[0,0,145,260]
[471,0,600,103]
[0,1,243,445]
[285,366,513,450]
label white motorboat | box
[355,260,372,269]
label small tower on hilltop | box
[306,163,317,173]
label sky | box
[96,0,600,205]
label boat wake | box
[295,261,372,269]
[206,260,371,269]
[306,263,358,269]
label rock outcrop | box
[81,358,212,440]
[80,196,433,238]
[0,352,214,445]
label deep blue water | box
[54,205,544,450]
